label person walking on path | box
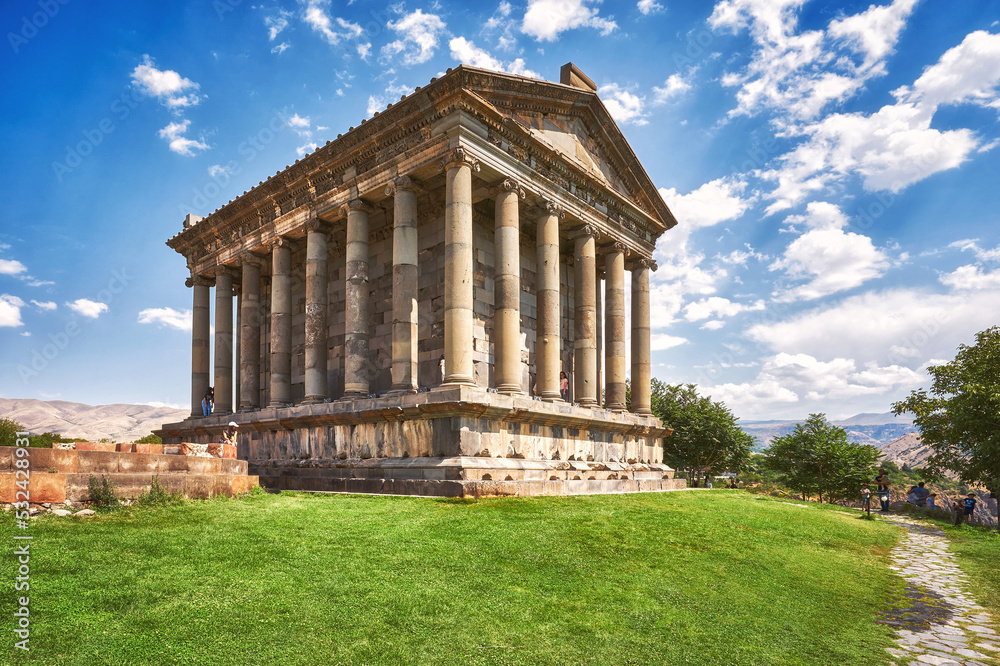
[875,468,891,512]
[953,492,977,526]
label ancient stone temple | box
[157,63,684,497]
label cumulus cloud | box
[769,202,890,300]
[0,294,25,327]
[130,55,203,111]
[683,296,765,321]
[448,37,540,78]
[637,0,663,15]
[31,300,56,310]
[366,82,416,117]
[598,83,648,125]
[66,299,108,318]
[265,13,290,41]
[939,265,1000,291]
[137,307,192,331]
[521,0,617,42]
[382,9,446,65]
[652,74,691,103]
[0,258,27,275]
[651,332,688,350]
[158,120,210,156]
[302,0,363,46]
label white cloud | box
[949,239,1000,262]
[939,265,1000,291]
[651,332,688,350]
[0,294,25,327]
[700,320,726,331]
[448,37,540,78]
[521,0,617,42]
[158,120,210,156]
[302,0,363,46]
[30,300,56,311]
[637,0,663,15]
[66,299,108,319]
[143,401,186,410]
[827,0,918,72]
[652,74,691,103]
[366,82,415,118]
[208,163,236,179]
[137,307,191,331]
[683,296,765,321]
[130,55,203,111]
[357,42,371,59]
[382,9,446,65]
[265,14,289,41]
[296,142,319,157]
[659,176,752,250]
[0,258,27,275]
[598,83,647,125]
[272,42,291,54]
[894,30,1000,111]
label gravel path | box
[880,516,999,666]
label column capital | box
[238,251,266,267]
[348,198,376,215]
[215,265,240,281]
[610,240,629,255]
[578,223,600,240]
[633,257,657,271]
[267,236,293,250]
[439,147,481,173]
[532,200,565,220]
[488,177,526,199]
[186,275,214,288]
[385,175,421,196]
[305,218,332,234]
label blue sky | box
[1,0,999,421]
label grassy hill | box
[0,491,918,665]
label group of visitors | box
[861,468,979,526]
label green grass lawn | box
[2,491,903,665]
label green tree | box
[653,380,755,486]
[0,418,26,447]
[135,433,162,444]
[892,325,1000,498]
[764,414,883,503]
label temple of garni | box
[157,64,685,497]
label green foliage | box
[135,476,184,507]
[27,432,80,448]
[135,433,162,444]
[764,414,883,503]
[0,417,26,447]
[893,325,1000,495]
[87,475,122,511]
[653,380,755,485]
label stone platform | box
[157,385,682,498]
[0,445,258,504]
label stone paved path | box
[879,516,999,666]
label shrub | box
[136,476,184,507]
[87,475,121,510]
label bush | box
[87,475,121,510]
[136,476,184,507]
[135,433,162,444]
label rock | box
[75,509,96,517]
[51,509,72,516]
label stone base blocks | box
[157,386,683,498]
[0,446,258,503]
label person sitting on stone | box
[912,481,930,507]
[222,421,238,446]
[927,493,938,509]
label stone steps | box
[0,446,258,503]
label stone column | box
[269,238,292,407]
[573,225,598,406]
[535,201,563,401]
[303,220,330,403]
[631,258,654,415]
[344,199,372,398]
[188,275,212,417]
[234,282,241,412]
[239,254,262,411]
[387,176,419,393]
[441,147,479,386]
[213,268,235,415]
[595,270,603,408]
[605,242,627,412]
[492,178,525,394]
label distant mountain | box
[877,432,935,469]
[741,411,917,452]
[0,398,187,442]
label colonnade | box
[187,150,653,418]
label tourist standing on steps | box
[201,387,214,417]
[953,492,977,526]
[875,469,891,512]
[559,371,570,401]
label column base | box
[387,387,418,395]
[301,396,328,404]
[239,405,258,413]
[577,399,597,407]
[497,385,524,395]
[633,408,653,415]
[341,391,369,400]
[268,401,292,408]
[540,391,561,402]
